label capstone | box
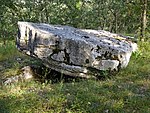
[17,22,137,78]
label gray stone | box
[17,21,137,78]
[3,66,33,85]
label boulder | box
[17,21,137,78]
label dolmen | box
[17,22,137,78]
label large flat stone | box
[17,21,137,78]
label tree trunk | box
[115,12,118,33]
[140,0,147,41]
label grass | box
[0,41,150,113]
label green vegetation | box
[0,41,149,113]
[0,0,150,41]
[0,0,150,112]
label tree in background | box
[0,0,149,42]
[140,0,148,41]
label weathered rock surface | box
[3,66,34,85]
[17,21,137,78]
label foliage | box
[0,0,150,41]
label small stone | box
[16,57,22,61]
[104,109,109,113]
[21,66,33,79]
[3,66,34,85]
